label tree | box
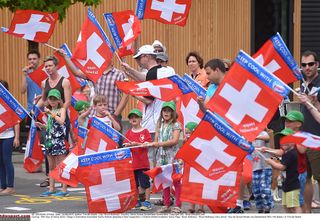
[0,0,102,51]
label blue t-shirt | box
[206,84,218,99]
[26,76,42,111]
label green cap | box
[74,100,90,112]
[185,122,198,132]
[275,128,295,137]
[47,89,61,100]
[282,110,304,123]
[162,101,176,111]
[128,109,142,118]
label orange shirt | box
[191,68,210,89]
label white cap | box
[152,40,164,48]
[133,45,156,58]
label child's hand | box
[150,142,159,148]
[44,107,51,114]
[35,121,45,129]
[13,137,20,148]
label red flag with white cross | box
[104,10,141,57]
[2,10,58,42]
[0,83,28,133]
[280,131,320,150]
[253,33,303,84]
[180,163,242,209]
[72,8,115,83]
[136,0,192,26]
[207,50,291,141]
[77,149,137,213]
[116,75,192,101]
[176,111,253,180]
[84,117,120,154]
[144,163,182,193]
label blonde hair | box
[156,106,178,132]
[93,94,108,105]
[45,99,63,110]
[221,58,233,69]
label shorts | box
[306,149,320,181]
[282,189,300,208]
[298,171,307,206]
[134,169,150,189]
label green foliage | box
[0,0,102,22]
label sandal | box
[312,200,320,208]
[197,208,205,214]
[187,209,195,213]
[154,199,164,206]
[40,178,50,187]
[171,206,182,213]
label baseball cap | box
[156,52,168,62]
[133,45,156,59]
[47,89,61,100]
[162,101,176,111]
[74,100,90,112]
[281,110,304,123]
[275,128,295,137]
[128,109,143,118]
[185,122,198,132]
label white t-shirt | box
[141,67,176,133]
[0,127,14,139]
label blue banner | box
[203,111,254,153]
[182,74,207,98]
[271,33,303,80]
[236,50,290,97]
[0,83,28,120]
[78,148,131,167]
[136,0,147,20]
[104,13,122,49]
[78,126,88,139]
[169,75,193,94]
[91,117,120,143]
[26,120,37,158]
[71,96,78,108]
[87,7,115,53]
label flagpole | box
[114,51,123,63]
[43,43,60,51]
[289,87,318,111]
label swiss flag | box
[176,74,206,130]
[72,8,115,83]
[2,10,58,42]
[144,163,182,193]
[136,0,192,27]
[180,163,242,209]
[116,75,192,101]
[24,120,44,173]
[29,44,83,93]
[104,10,141,57]
[0,83,28,133]
[280,131,320,150]
[175,111,252,180]
[77,149,137,213]
[253,33,303,84]
[84,117,120,154]
[32,105,47,124]
[207,50,290,141]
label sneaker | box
[243,200,251,210]
[157,206,171,213]
[40,190,55,197]
[140,201,152,211]
[171,206,182,213]
[135,200,142,209]
[52,191,69,197]
[227,206,244,213]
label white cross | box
[14,14,51,41]
[151,0,187,21]
[122,15,135,42]
[0,104,6,128]
[219,80,268,125]
[58,65,70,79]
[136,81,172,98]
[190,136,236,170]
[180,97,201,125]
[89,167,131,212]
[189,167,237,200]
[295,132,320,148]
[154,164,173,190]
[85,139,108,155]
[255,54,281,73]
[77,32,105,68]
[61,153,78,179]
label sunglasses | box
[301,62,316,67]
